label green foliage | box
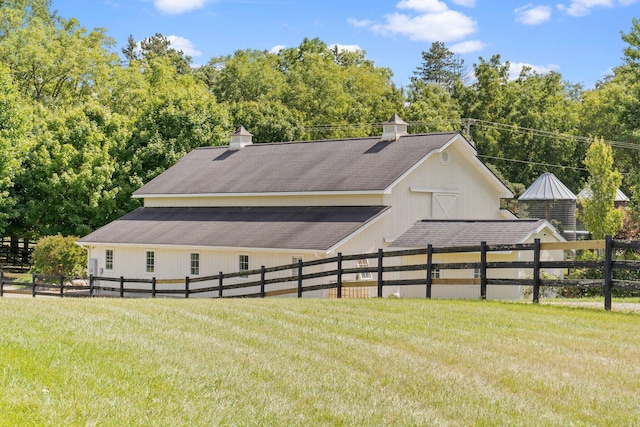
[31,233,87,276]
[566,249,640,298]
[456,56,584,190]
[412,41,465,91]
[1,0,640,255]
[578,138,624,240]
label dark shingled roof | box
[133,133,458,196]
[389,219,552,248]
[78,206,389,251]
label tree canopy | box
[1,1,640,242]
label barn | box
[78,115,565,298]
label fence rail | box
[2,236,640,310]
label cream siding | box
[144,194,384,208]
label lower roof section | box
[78,206,390,251]
[389,219,559,248]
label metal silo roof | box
[519,172,577,201]
[577,187,629,202]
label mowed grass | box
[0,298,638,426]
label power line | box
[477,155,588,172]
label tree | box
[412,41,465,91]
[138,33,192,75]
[31,233,86,276]
[121,34,140,64]
[455,55,583,190]
[0,65,31,236]
[403,80,461,133]
[0,8,118,105]
[577,138,624,240]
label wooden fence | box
[0,237,34,270]
[2,236,640,311]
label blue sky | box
[51,0,639,89]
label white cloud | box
[515,4,552,25]
[349,1,478,43]
[167,35,202,57]
[374,11,477,42]
[154,0,209,14]
[508,62,560,79]
[556,0,612,16]
[330,44,362,52]
[396,0,449,13]
[451,0,476,6]
[269,45,286,54]
[347,17,375,28]
[450,39,485,54]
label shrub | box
[31,234,87,277]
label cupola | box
[229,126,253,150]
[380,113,408,142]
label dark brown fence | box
[0,237,34,270]
[2,236,640,311]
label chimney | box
[229,126,253,150]
[381,113,408,142]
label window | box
[191,253,200,276]
[146,251,155,273]
[473,268,481,279]
[431,268,440,279]
[357,258,373,280]
[292,256,303,276]
[105,249,114,271]
[239,254,249,277]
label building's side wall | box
[86,245,329,298]
[382,140,506,243]
[143,194,384,208]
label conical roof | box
[519,172,576,201]
[577,187,629,202]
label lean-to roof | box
[389,219,559,248]
[78,206,389,251]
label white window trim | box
[190,252,200,276]
[238,254,250,278]
[105,248,114,271]
[357,258,373,280]
[145,250,155,274]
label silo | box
[519,172,577,240]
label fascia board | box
[133,190,385,199]
[326,206,392,254]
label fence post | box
[604,235,613,311]
[260,266,266,298]
[60,275,64,298]
[119,276,124,298]
[218,271,223,298]
[185,276,190,299]
[89,274,94,297]
[337,253,343,299]
[0,270,3,297]
[426,244,433,299]
[297,259,303,298]
[152,277,156,298]
[532,238,541,304]
[377,249,384,298]
[32,273,36,298]
[480,241,487,300]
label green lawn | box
[0,298,638,426]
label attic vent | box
[229,125,253,150]
[381,113,408,142]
